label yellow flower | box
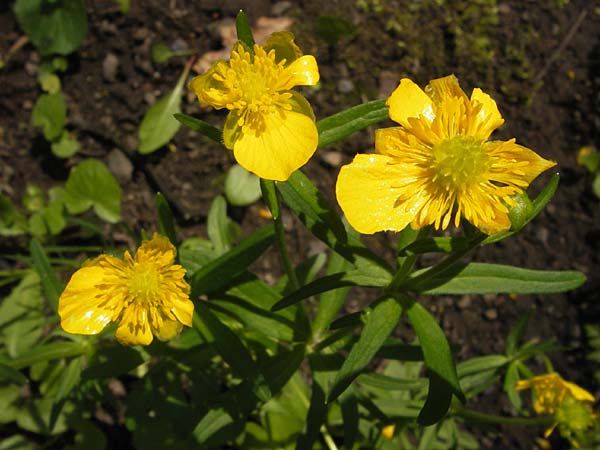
[190,32,320,181]
[336,75,556,235]
[58,234,194,346]
[516,372,595,438]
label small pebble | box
[484,308,498,320]
[102,53,119,82]
[107,148,133,184]
[337,79,354,93]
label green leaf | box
[178,237,217,274]
[63,158,122,223]
[504,362,522,411]
[194,304,271,401]
[151,42,175,64]
[155,192,177,245]
[138,66,188,154]
[14,0,87,55]
[295,380,327,450]
[403,296,463,425]
[235,10,255,49]
[50,130,79,158]
[207,195,240,254]
[316,99,388,148]
[2,342,87,370]
[484,173,559,244]
[30,239,61,312]
[0,363,28,386]
[340,393,359,449]
[0,435,32,450]
[225,164,262,206]
[32,93,66,141]
[192,407,240,447]
[271,269,385,311]
[593,174,600,199]
[506,309,532,356]
[328,297,402,402]
[410,263,586,294]
[190,224,274,297]
[457,355,508,378]
[311,252,353,335]
[357,373,426,391]
[174,113,223,143]
[53,356,81,402]
[399,237,471,256]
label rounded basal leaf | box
[14,0,88,55]
[224,164,262,206]
[51,131,80,158]
[32,93,66,141]
[151,42,174,64]
[64,159,122,223]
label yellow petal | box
[135,234,176,266]
[515,379,533,391]
[154,319,183,342]
[469,88,505,138]
[279,55,320,90]
[485,140,557,185]
[58,260,121,335]
[171,295,195,327]
[336,154,417,234]
[188,61,236,109]
[564,381,595,403]
[115,304,153,346]
[424,74,467,104]
[233,108,318,181]
[387,79,434,128]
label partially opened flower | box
[190,32,320,181]
[336,75,556,235]
[516,372,595,437]
[58,234,194,346]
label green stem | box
[453,405,553,426]
[273,208,299,290]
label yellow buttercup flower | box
[190,32,320,181]
[516,372,595,438]
[336,75,556,235]
[58,234,194,346]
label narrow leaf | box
[400,237,471,256]
[295,381,327,450]
[328,297,402,402]
[155,192,177,245]
[411,263,586,295]
[2,342,87,370]
[54,356,81,402]
[340,393,359,449]
[271,270,385,311]
[138,66,187,153]
[193,305,271,401]
[403,295,463,424]
[0,363,28,385]
[190,224,274,297]
[30,239,61,312]
[235,10,255,49]
[316,99,388,148]
[174,113,223,143]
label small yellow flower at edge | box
[336,75,556,235]
[190,32,320,181]
[516,372,595,438]
[58,234,194,346]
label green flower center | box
[128,262,160,304]
[431,136,489,189]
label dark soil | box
[1,0,600,449]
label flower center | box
[128,262,161,305]
[222,46,292,134]
[430,136,489,189]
